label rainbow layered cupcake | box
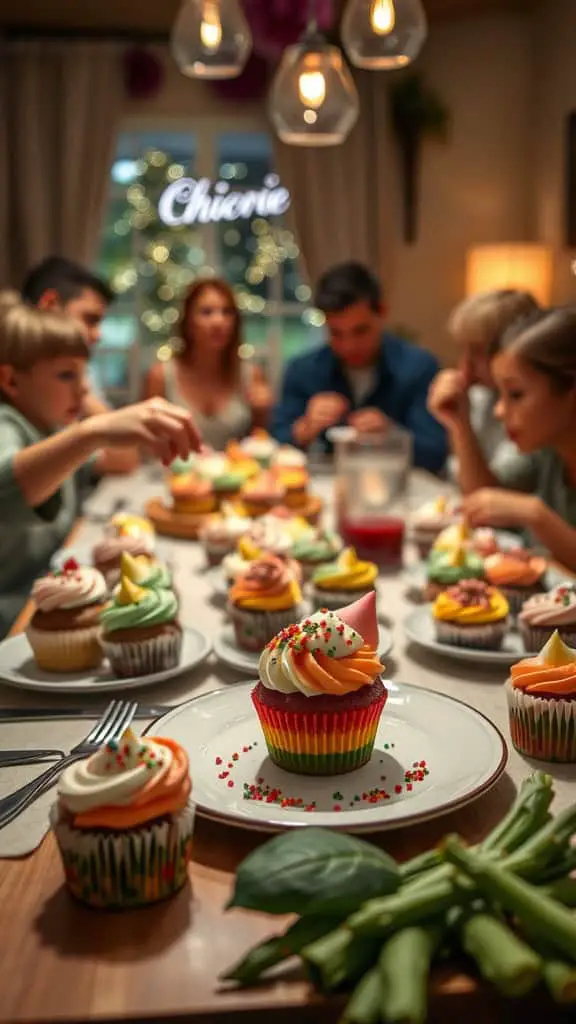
[484,551,547,615]
[26,560,108,672]
[253,592,386,776]
[228,554,304,652]
[51,727,194,908]
[432,579,509,649]
[425,544,484,601]
[311,547,378,612]
[518,582,576,651]
[506,631,576,763]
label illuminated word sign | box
[158,173,291,227]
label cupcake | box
[310,547,378,612]
[240,471,286,517]
[100,556,182,678]
[412,497,461,557]
[291,527,344,581]
[107,514,156,545]
[264,507,312,540]
[425,545,485,601]
[253,591,387,776]
[274,466,309,510]
[222,550,252,586]
[228,554,304,653]
[93,536,157,590]
[431,521,471,554]
[170,473,217,516]
[484,551,547,614]
[199,504,252,567]
[168,454,197,477]
[240,428,278,469]
[272,445,308,470]
[518,582,576,652]
[225,440,260,480]
[51,727,194,908]
[115,552,172,591]
[432,579,510,650]
[26,560,108,672]
[506,631,576,762]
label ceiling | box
[0,0,537,37]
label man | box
[271,262,448,473]
[22,255,114,417]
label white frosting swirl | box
[241,435,277,459]
[273,445,307,468]
[93,535,154,563]
[519,582,576,627]
[259,609,363,696]
[33,566,107,612]
[246,519,293,556]
[222,552,251,580]
[196,452,229,480]
[58,729,173,813]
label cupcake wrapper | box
[434,619,508,650]
[252,689,386,776]
[100,629,182,678]
[506,683,576,763]
[51,804,195,909]
[228,603,305,653]
[26,624,104,673]
[518,622,576,653]
[311,587,375,613]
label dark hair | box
[177,277,241,383]
[499,306,576,391]
[314,262,383,314]
[21,256,114,307]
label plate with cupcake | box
[0,556,211,693]
[149,593,507,831]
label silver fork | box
[0,700,137,831]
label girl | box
[438,306,576,571]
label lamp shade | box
[465,244,553,307]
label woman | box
[145,277,273,450]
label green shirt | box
[496,448,576,528]
[0,404,79,594]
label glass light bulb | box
[171,0,252,79]
[370,0,395,35]
[298,70,327,109]
[200,2,223,52]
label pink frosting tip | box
[337,591,378,648]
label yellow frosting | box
[111,514,155,538]
[314,547,378,591]
[238,536,261,561]
[433,588,509,624]
[433,523,470,553]
[234,577,302,611]
[116,576,147,606]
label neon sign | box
[158,173,291,227]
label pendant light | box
[171,0,252,79]
[269,4,359,147]
[342,0,427,70]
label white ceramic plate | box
[404,606,530,666]
[0,628,212,694]
[213,623,394,676]
[148,680,507,832]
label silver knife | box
[0,704,172,723]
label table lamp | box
[465,243,553,306]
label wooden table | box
[0,469,574,1024]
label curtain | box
[273,70,401,289]
[0,41,124,288]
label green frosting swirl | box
[291,531,342,564]
[138,562,172,589]
[213,471,245,492]
[427,550,484,585]
[100,587,178,633]
[170,455,196,475]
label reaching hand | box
[463,488,537,528]
[427,369,470,431]
[245,363,274,413]
[88,398,202,465]
[348,407,390,434]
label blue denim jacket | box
[271,335,448,474]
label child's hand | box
[88,398,202,465]
[427,369,470,431]
[463,488,539,528]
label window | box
[95,126,324,401]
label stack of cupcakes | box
[432,579,510,650]
[228,554,304,652]
[253,592,387,775]
[507,631,575,763]
[311,547,378,612]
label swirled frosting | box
[292,527,343,564]
[229,554,301,611]
[414,497,460,532]
[93,535,154,566]
[427,546,484,585]
[199,505,252,547]
[169,454,197,476]
[239,518,294,559]
[509,631,576,696]
[273,445,307,469]
[241,470,286,503]
[485,552,547,588]
[100,575,178,633]
[519,582,576,627]
[259,591,383,697]
[170,473,213,501]
[108,514,156,542]
[58,728,191,829]
[240,429,277,461]
[433,580,509,624]
[33,561,107,612]
[120,552,171,590]
[312,547,378,591]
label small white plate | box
[148,680,507,832]
[0,628,212,694]
[213,624,395,676]
[404,606,529,666]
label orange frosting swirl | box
[484,552,547,587]
[229,554,301,610]
[510,631,576,696]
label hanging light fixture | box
[171,0,252,79]
[268,4,359,147]
[342,0,427,70]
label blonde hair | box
[449,289,540,356]
[0,291,89,370]
[500,306,576,391]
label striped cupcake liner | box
[228,602,305,653]
[518,622,576,653]
[252,690,387,776]
[51,804,195,910]
[100,629,182,679]
[505,683,576,763]
[434,619,508,651]
[26,624,104,673]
